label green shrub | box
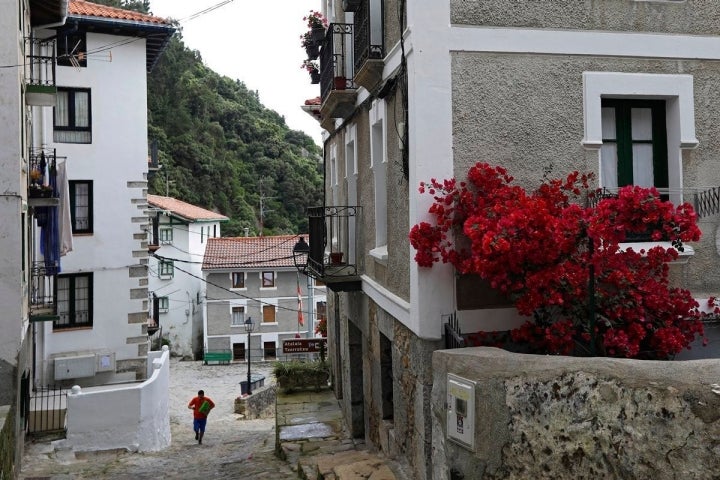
[273,360,329,393]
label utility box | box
[447,373,476,449]
[96,352,116,372]
[54,354,96,380]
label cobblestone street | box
[20,358,298,479]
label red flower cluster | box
[410,163,710,359]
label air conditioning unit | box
[54,354,96,380]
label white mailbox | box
[446,373,476,449]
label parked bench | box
[203,350,232,365]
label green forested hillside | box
[146,35,323,236]
[92,0,323,236]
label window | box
[582,72,697,207]
[69,181,92,234]
[159,260,174,278]
[54,273,92,329]
[158,297,169,313]
[231,272,245,289]
[601,99,668,191]
[262,304,276,323]
[159,228,173,244]
[54,88,91,143]
[263,341,277,359]
[261,271,275,288]
[231,306,245,326]
[57,31,86,67]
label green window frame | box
[159,227,173,244]
[158,296,169,313]
[601,99,668,190]
[159,260,174,278]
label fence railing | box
[444,312,465,350]
[26,385,67,436]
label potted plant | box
[302,59,321,84]
[304,10,328,43]
[301,32,319,60]
[329,251,344,265]
[333,76,346,90]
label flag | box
[297,277,304,326]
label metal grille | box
[693,187,720,218]
[353,0,383,72]
[25,36,56,87]
[27,386,67,436]
[444,312,465,349]
[319,23,355,102]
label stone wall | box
[0,405,15,480]
[234,385,277,419]
[432,347,720,480]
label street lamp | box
[244,316,255,395]
[293,236,309,274]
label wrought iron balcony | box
[589,186,720,219]
[319,23,357,125]
[30,262,58,322]
[307,206,362,292]
[28,149,58,203]
[25,36,57,106]
[352,0,384,91]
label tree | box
[410,163,716,359]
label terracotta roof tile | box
[69,0,171,25]
[147,195,229,222]
[202,235,302,270]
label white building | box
[147,194,228,359]
[32,2,174,386]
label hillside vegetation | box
[147,35,323,236]
[95,0,324,236]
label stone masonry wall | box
[432,347,720,480]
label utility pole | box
[257,179,275,236]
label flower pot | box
[330,252,344,265]
[305,44,319,60]
[311,27,326,44]
[310,68,321,84]
[334,76,346,90]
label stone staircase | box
[276,389,407,480]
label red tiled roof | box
[69,0,171,25]
[202,235,302,270]
[148,195,229,222]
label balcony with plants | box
[25,36,57,106]
[318,23,357,130]
[294,207,363,292]
[350,0,384,91]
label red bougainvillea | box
[410,163,716,359]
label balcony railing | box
[589,186,720,219]
[28,149,58,200]
[353,0,383,72]
[307,206,362,292]
[320,23,356,104]
[25,36,57,106]
[30,262,58,321]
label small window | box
[231,272,245,289]
[69,180,92,234]
[54,88,91,143]
[159,228,173,244]
[158,297,169,313]
[54,273,92,329]
[231,306,245,326]
[261,271,275,288]
[262,304,276,323]
[263,341,277,359]
[159,260,174,279]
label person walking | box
[188,389,215,444]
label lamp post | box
[244,316,255,395]
[293,237,314,341]
[292,236,309,274]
